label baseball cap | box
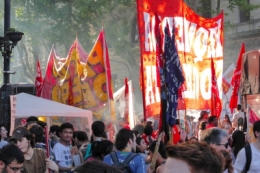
[11,127,30,140]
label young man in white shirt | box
[234,120,260,172]
[232,104,244,130]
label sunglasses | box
[216,142,229,149]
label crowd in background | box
[0,103,259,173]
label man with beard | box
[52,123,74,173]
[0,144,24,173]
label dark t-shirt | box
[23,148,46,173]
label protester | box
[164,141,224,173]
[28,125,45,150]
[0,144,24,173]
[172,119,181,144]
[0,124,8,149]
[49,125,60,152]
[74,160,122,173]
[10,126,46,173]
[24,116,39,128]
[234,120,260,172]
[143,125,156,145]
[135,136,148,168]
[231,130,245,164]
[147,141,167,173]
[196,111,209,136]
[221,114,233,134]
[206,116,218,129]
[232,104,244,130]
[52,123,74,172]
[103,129,146,173]
[198,121,207,141]
[84,121,106,160]
[86,140,114,162]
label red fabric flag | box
[229,43,245,113]
[222,78,231,94]
[211,58,222,118]
[35,60,43,97]
[249,108,260,124]
[124,78,129,124]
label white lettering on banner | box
[142,12,223,102]
[145,66,160,105]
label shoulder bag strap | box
[123,153,138,164]
[244,145,252,172]
[111,152,120,164]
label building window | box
[239,0,250,23]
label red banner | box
[137,0,224,118]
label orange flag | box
[211,57,222,118]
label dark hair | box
[60,122,74,133]
[0,124,6,139]
[166,141,224,173]
[25,133,35,148]
[0,144,24,165]
[144,125,153,136]
[146,121,153,126]
[115,129,134,151]
[231,130,245,158]
[237,104,242,110]
[208,116,217,124]
[148,141,167,159]
[74,160,122,173]
[199,121,207,130]
[202,128,228,145]
[50,125,60,137]
[26,116,39,124]
[199,111,208,121]
[253,120,260,138]
[133,130,139,137]
[224,115,232,126]
[73,131,80,139]
[76,131,88,142]
[28,125,44,143]
[91,140,114,161]
[92,121,105,137]
[175,119,180,125]
[135,137,144,153]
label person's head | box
[146,121,153,126]
[0,144,24,173]
[0,124,8,140]
[25,116,38,128]
[199,111,209,121]
[76,131,88,145]
[10,127,35,153]
[208,116,218,126]
[224,114,231,124]
[59,123,74,143]
[253,120,260,139]
[115,129,136,152]
[28,125,44,143]
[136,137,147,153]
[148,141,167,160]
[49,125,60,138]
[201,128,231,153]
[91,140,114,161]
[73,160,122,173]
[236,104,242,111]
[133,130,140,138]
[91,121,105,138]
[164,141,224,173]
[143,125,153,136]
[231,130,246,158]
[199,121,207,130]
[175,119,180,125]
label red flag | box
[211,57,222,118]
[249,108,260,124]
[35,60,43,97]
[229,43,245,113]
[124,78,129,124]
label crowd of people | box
[0,104,259,173]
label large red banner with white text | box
[137,0,224,118]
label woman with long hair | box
[0,124,8,148]
[221,114,233,134]
[231,130,246,164]
[198,121,207,141]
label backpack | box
[242,145,252,173]
[110,152,138,173]
[243,113,247,133]
[238,117,244,131]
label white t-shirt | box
[232,112,244,130]
[234,143,260,173]
[53,142,72,171]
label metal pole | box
[0,0,14,133]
